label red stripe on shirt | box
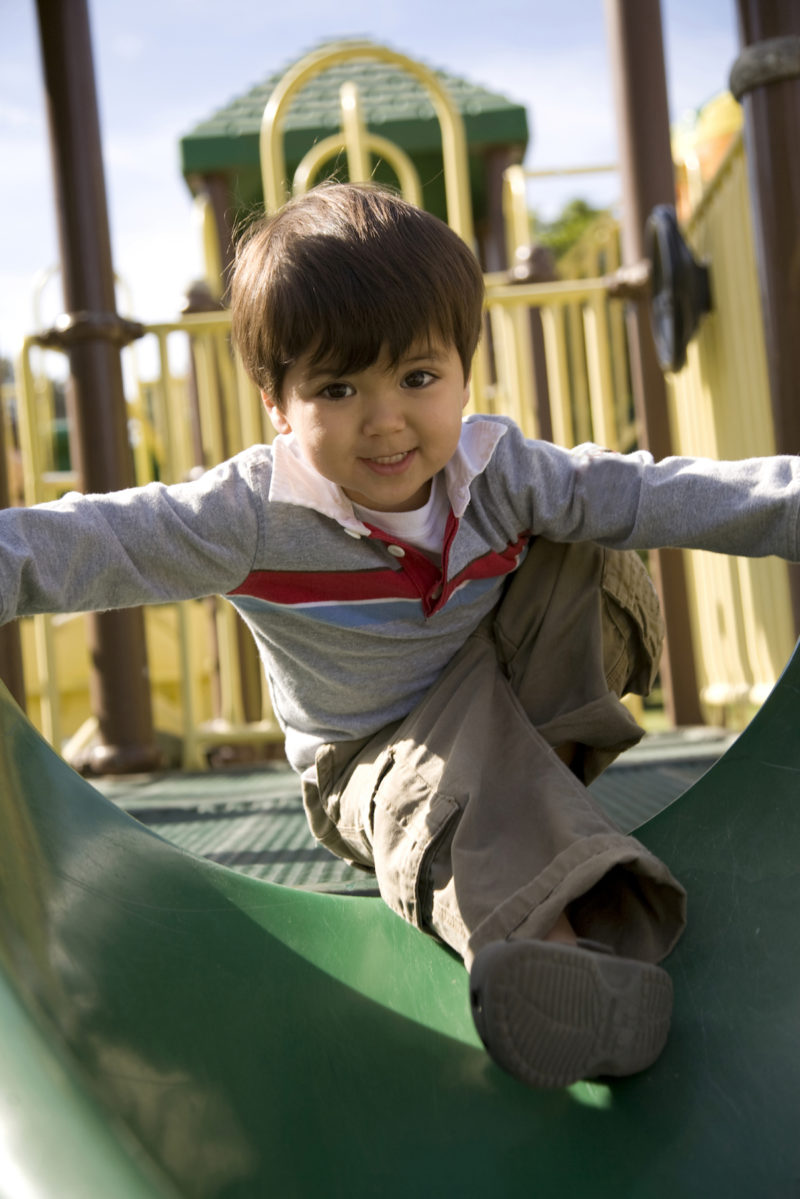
[229,532,531,610]
[229,567,421,605]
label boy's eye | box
[320,382,355,400]
[401,369,435,389]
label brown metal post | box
[604,0,703,726]
[35,0,161,772]
[732,0,800,632]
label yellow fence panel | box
[666,133,794,715]
[483,276,632,454]
[9,316,282,768]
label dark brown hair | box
[230,183,484,401]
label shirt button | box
[345,529,363,539]
[387,544,406,558]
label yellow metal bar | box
[0,384,16,505]
[292,130,423,207]
[484,275,612,306]
[235,355,269,449]
[194,339,225,465]
[292,134,349,193]
[152,332,182,484]
[367,134,423,207]
[485,305,537,437]
[583,296,617,448]
[216,603,244,726]
[145,312,232,338]
[510,311,538,438]
[340,82,371,183]
[502,165,531,262]
[215,326,242,456]
[176,601,202,770]
[16,341,61,747]
[524,163,618,179]
[540,306,573,447]
[17,342,45,504]
[193,194,224,302]
[567,303,591,445]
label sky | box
[1,0,739,364]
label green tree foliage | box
[530,198,607,261]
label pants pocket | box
[302,742,377,869]
[371,747,461,929]
[601,550,664,696]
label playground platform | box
[94,725,738,893]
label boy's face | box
[263,341,470,512]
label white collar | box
[268,417,507,532]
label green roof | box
[179,42,529,222]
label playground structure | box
[3,22,798,767]
[3,3,800,1195]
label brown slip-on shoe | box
[469,938,673,1089]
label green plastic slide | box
[2,651,800,1198]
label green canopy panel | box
[179,42,529,265]
[2,644,800,1197]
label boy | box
[2,182,800,1089]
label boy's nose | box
[362,392,406,435]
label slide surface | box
[2,650,800,1198]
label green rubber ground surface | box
[93,727,736,890]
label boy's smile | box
[263,342,470,512]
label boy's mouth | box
[371,452,410,465]
[361,449,417,474]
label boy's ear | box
[462,373,472,409]
[262,391,293,435]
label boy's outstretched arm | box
[0,455,264,626]
[490,422,800,561]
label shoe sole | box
[469,939,673,1089]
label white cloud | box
[665,31,737,116]
[0,270,54,359]
[110,33,146,62]
[114,215,202,323]
[0,101,42,131]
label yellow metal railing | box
[260,39,473,243]
[11,317,283,768]
[498,164,635,450]
[131,317,282,768]
[483,274,635,451]
[502,163,619,270]
[665,131,794,715]
[292,81,424,207]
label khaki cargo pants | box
[302,539,687,969]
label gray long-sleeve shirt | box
[2,415,799,771]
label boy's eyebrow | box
[305,345,450,378]
[393,344,456,370]
[402,350,447,365]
